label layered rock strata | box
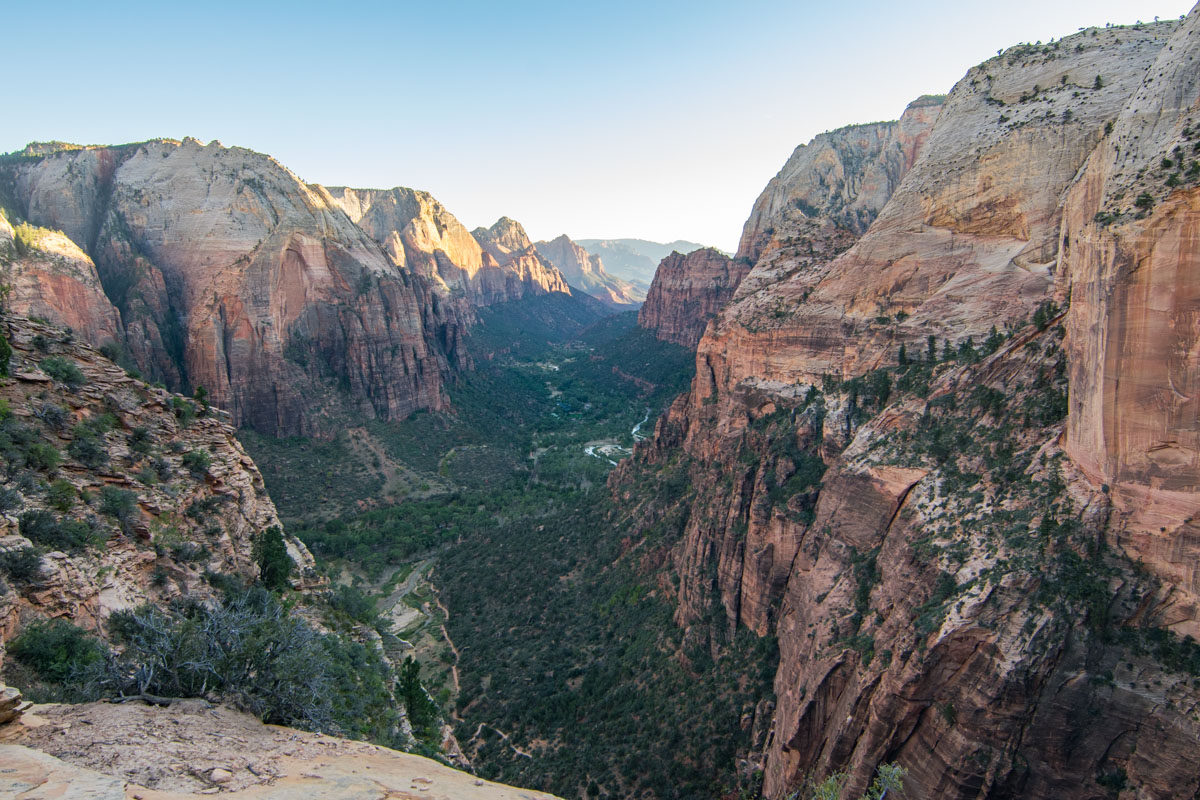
[637,248,751,347]
[705,23,1169,404]
[0,213,123,345]
[616,15,1200,800]
[1,139,452,435]
[1058,13,1200,636]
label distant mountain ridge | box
[533,234,644,307]
[576,238,712,290]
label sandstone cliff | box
[736,95,943,264]
[1,139,452,436]
[0,314,314,654]
[1058,12,1200,638]
[471,216,572,297]
[327,191,569,305]
[637,248,751,348]
[535,234,644,307]
[0,211,123,346]
[614,15,1200,800]
[700,21,1170,420]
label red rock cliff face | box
[1059,11,1200,638]
[702,26,1169,409]
[615,17,1200,800]
[0,214,123,346]
[471,216,572,298]
[2,140,453,436]
[637,248,750,348]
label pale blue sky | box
[3,1,1191,251]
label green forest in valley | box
[244,303,775,799]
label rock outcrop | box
[535,234,644,307]
[0,212,123,346]
[1,139,452,436]
[614,15,1200,800]
[637,248,751,347]
[470,216,572,297]
[0,683,30,725]
[2,700,562,799]
[0,315,314,652]
[736,95,943,264]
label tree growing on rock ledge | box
[253,526,292,591]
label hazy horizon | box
[3,1,1190,252]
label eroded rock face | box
[0,217,123,346]
[638,248,751,348]
[470,216,572,297]
[615,15,1200,800]
[703,24,1170,408]
[736,95,943,264]
[535,234,644,307]
[3,139,451,435]
[0,316,314,654]
[1059,11,1200,637]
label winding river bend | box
[584,408,651,466]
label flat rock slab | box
[3,701,562,800]
[0,744,126,799]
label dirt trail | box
[346,427,444,501]
[469,723,534,759]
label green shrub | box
[34,402,69,431]
[152,456,172,481]
[0,333,11,377]
[128,426,152,455]
[25,442,61,472]
[182,448,211,478]
[0,486,21,512]
[39,356,86,389]
[105,590,402,738]
[171,397,196,426]
[46,479,75,511]
[68,431,108,469]
[79,413,117,436]
[20,510,99,552]
[8,618,106,684]
[0,546,43,583]
[98,487,139,529]
[327,584,378,626]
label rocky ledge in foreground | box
[0,699,562,800]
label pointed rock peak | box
[484,216,533,251]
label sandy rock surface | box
[2,701,562,800]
